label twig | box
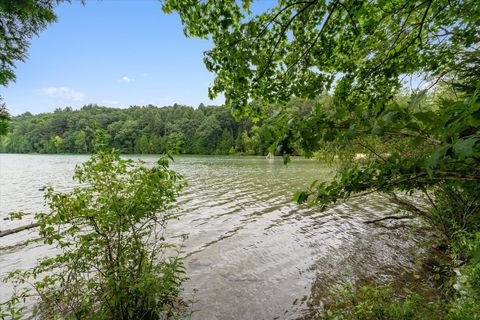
[337,1,358,34]
[284,0,339,76]
[255,1,318,82]
[390,192,430,217]
[417,0,433,48]
[355,140,387,162]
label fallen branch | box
[0,223,39,238]
[389,192,434,224]
[364,215,414,224]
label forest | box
[0,103,283,155]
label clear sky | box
[1,0,228,115]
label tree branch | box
[337,1,358,34]
[0,222,39,238]
[355,140,387,162]
[364,215,414,224]
[252,0,317,45]
[255,0,318,82]
[284,0,339,76]
[417,0,433,48]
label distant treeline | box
[0,103,288,155]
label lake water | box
[0,154,427,319]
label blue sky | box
[2,1,232,115]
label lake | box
[0,154,427,319]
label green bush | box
[1,146,187,319]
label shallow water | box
[0,154,426,319]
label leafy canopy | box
[163,0,479,115]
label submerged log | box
[0,223,39,238]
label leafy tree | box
[150,135,167,154]
[192,113,223,154]
[239,131,253,155]
[52,135,64,153]
[1,103,303,156]
[217,128,234,154]
[113,119,139,153]
[166,131,185,154]
[0,0,61,86]
[163,0,478,112]
[135,134,151,154]
[2,140,187,319]
[74,130,88,153]
[248,125,262,155]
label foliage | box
[1,141,187,319]
[323,284,444,320]
[162,0,480,204]
[163,0,477,113]
[162,0,480,232]
[166,131,185,154]
[449,233,480,319]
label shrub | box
[2,147,187,319]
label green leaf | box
[452,136,478,159]
[382,111,398,123]
[414,111,436,125]
[425,144,451,177]
[409,90,427,109]
[292,191,309,204]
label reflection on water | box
[0,154,427,319]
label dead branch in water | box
[364,215,414,224]
[0,223,39,238]
[365,192,432,224]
